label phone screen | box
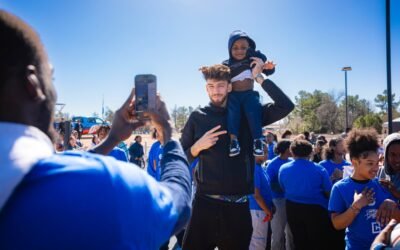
[135,74,157,115]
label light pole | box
[342,66,352,130]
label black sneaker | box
[229,139,240,157]
[253,138,264,157]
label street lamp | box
[342,66,352,131]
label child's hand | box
[264,61,276,70]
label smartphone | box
[135,74,157,119]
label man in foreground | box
[0,9,191,249]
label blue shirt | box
[109,146,129,162]
[0,141,191,250]
[249,164,273,211]
[147,141,163,181]
[319,159,351,177]
[266,156,292,199]
[279,159,332,209]
[329,178,393,250]
[267,142,277,160]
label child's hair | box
[199,64,231,82]
[275,139,291,155]
[345,128,379,159]
[323,137,344,160]
[290,139,313,158]
[281,130,292,139]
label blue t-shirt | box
[249,164,274,211]
[266,156,292,199]
[109,146,129,162]
[319,159,351,177]
[147,141,163,181]
[0,142,191,250]
[267,142,277,160]
[279,159,332,209]
[329,178,393,250]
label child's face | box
[352,151,379,180]
[231,38,249,60]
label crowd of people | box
[2,9,400,250]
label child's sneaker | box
[229,139,240,157]
[253,138,264,157]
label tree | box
[353,114,382,133]
[374,90,400,113]
[338,95,371,130]
[104,107,114,122]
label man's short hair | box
[290,139,313,158]
[199,64,231,82]
[0,10,47,88]
[345,128,379,159]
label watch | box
[255,73,264,84]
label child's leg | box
[243,91,262,139]
[227,92,242,139]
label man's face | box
[387,143,400,172]
[266,134,274,143]
[206,79,231,107]
[136,136,142,143]
[231,38,249,61]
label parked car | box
[71,116,109,135]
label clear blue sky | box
[1,0,399,117]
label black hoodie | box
[222,30,275,78]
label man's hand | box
[377,199,398,226]
[250,57,265,78]
[190,125,227,157]
[108,88,144,144]
[371,219,397,248]
[144,94,172,145]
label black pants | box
[182,194,252,250]
[286,200,336,250]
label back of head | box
[345,128,379,160]
[275,139,292,155]
[199,64,231,82]
[290,139,313,158]
[0,10,48,97]
[0,10,55,137]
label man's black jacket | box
[180,79,295,196]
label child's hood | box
[228,30,256,58]
[383,133,400,175]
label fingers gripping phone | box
[135,74,157,120]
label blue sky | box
[1,0,399,117]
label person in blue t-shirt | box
[0,10,191,250]
[329,129,398,250]
[279,139,334,249]
[266,139,294,250]
[249,146,274,250]
[266,131,278,161]
[319,137,351,183]
[147,129,163,181]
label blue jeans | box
[227,90,262,139]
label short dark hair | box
[290,139,313,158]
[345,128,379,159]
[0,10,48,91]
[275,139,292,155]
[199,64,231,82]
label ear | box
[227,83,232,93]
[25,65,46,102]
